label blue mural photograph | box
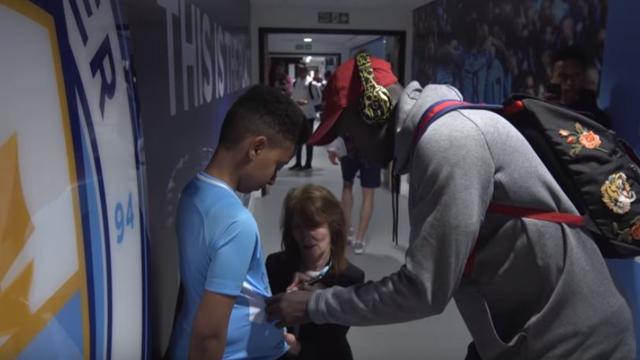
[2,0,639,359]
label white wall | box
[267,34,381,70]
[267,38,350,63]
[250,2,432,84]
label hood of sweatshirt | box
[394,82,463,175]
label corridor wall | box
[599,0,640,358]
[122,0,251,357]
[411,0,608,105]
[250,2,421,85]
[0,0,251,358]
[0,1,147,358]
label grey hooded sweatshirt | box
[308,83,635,359]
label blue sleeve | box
[205,210,258,296]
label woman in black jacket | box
[267,184,365,360]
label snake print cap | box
[356,52,394,125]
[307,53,398,146]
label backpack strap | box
[487,203,584,225]
[412,99,585,274]
[308,82,314,100]
[464,203,584,276]
[412,100,503,147]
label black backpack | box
[294,80,323,112]
[293,80,318,100]
[413,95,640,258]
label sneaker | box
[301,164,312,171]
[347,228,356,246]
[347,228,355,246]
[353,241,366,255]
[289,164,302,171]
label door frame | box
[258,27,406,84]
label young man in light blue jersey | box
[168,85,309,360]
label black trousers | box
[465,342,482,360]
[294,118,314,167]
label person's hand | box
[327,150,340,165]
[266,290,313,327]
[295,99,308,106]
[286,272,312,293]
[287,272,328,292]
[285,333,301,356]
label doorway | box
[259,28,406,86]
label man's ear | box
[387,83,404,106]
[248,136,268,160]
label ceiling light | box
[303,37,313,42]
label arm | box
[190,210,258,358]
[308,114,495,326]
[189,291,235,360]
[490,37,517,77]
[266,252,293,295]
[326,137,347,165]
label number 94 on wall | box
[114,192,135,244]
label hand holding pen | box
[286,272,326,293]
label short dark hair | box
[552,46,587,69]
[218,85,309,149]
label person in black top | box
[544,46,611,128]
[267,184,365,360]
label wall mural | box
[0,0,253,357]
[0,0,147,358]
[413,0,608,105]
[122,0,251,356]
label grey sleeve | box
[308,114,495,326]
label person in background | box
[290,64,322,171]
[271,61,292,97]
[583,66,600,93]
[545,46,611,128]
[267,184,364,359]
[167,85,309,360]
[326,136,381,254]
[322,70,333,90]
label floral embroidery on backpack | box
[601,172,637,214]
[558,123,607,157]
[613,216,640,242]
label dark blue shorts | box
[340,156,381,188]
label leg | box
[303,142,314,168]
[340,157,358,243]
[342,181,354,235]
[303,118,314,168]
[289,142,302,170]
[356,187,375,242]
[295,142,302,164]
[353,162,381,254]
[465,342,483,360]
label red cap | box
[308,57,398,146]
